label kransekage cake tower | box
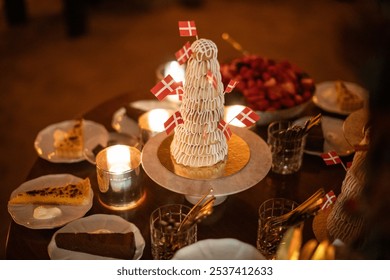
[170,38,228,179]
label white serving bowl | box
[255,98,312,126]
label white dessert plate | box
[34,119,109,163]
[313,81,368,115]
[173,238,265,260]
[294,116,354,157]
[8,174,93,229]
[48,214,145,260]
[112,107,142,137]
[130,99,179,112]
[111,100,179,136]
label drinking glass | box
[257,198,297,259]
[267,120,306,174]
[150,204,197,260]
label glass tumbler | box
[267,120,307,174]
[150,204,197,260]
[257,198,298,259]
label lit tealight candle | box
[138,109,172,143]
[96,145,143,210]
[224,105,248,128]
[107,145,131,174]
[164,61,185,84]
[160,61,185,104]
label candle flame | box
[225,105,247,127]
[107,145,131,173]
[147,109,171,132]
[165,61,185,84]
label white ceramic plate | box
[111,107,141,136]
[313,81,368,115]
[48,214,145,260]
[34,119,109,163]
[173,238,265,260]
[294,116,354,157]
[112,100,179,136]
[8,174,93,229]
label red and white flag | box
[217,119,232,141]
[234,107,260,127]
[224,80,239,94]
[321,151,341,165]
[206,70,217,89]
[320,190,337,210]
[164,111,184,135]
[178,21,197,37]
[175,42,193,65]
[150,75,178,101]
[169,81,184,101]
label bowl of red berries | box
[221,55,315,125]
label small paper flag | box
[178,21,197,37]
[234,107,260,127]
[206,70,217,89]
[224,80,239,93]
[320,151,341,165]
[169,81,184,101]
[217,119,232,141]
[320,190,337,210]
[164,111,184,135]
[150,75,178,101]
[175,42,192,65]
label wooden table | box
[5,92,349,259]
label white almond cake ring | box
[170,38,228,179]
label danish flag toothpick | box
[233,107,260,127]
[178,21,198,37]
[224,80,239,94]
[169,81,184,101]
[175,42,193,65]
[320,190,337,210]
[217,119,232,141]
[150,75,178,101]
[206,70,218,89]
[321,151,347,171]
[164,111,184,135]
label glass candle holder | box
[96,145,144,210]
[138,109,172,144]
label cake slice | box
[335,81,364,112]
[55,231,136,259]
[9,178,91,205]
[53,119,84,158]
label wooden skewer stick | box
[222,33,250,55]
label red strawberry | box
[255,100,270,111]
[302,90,313,101]
[294,94,304,105]
[264,77,277,87]
[281,97,295,108]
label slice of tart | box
[55,231,136,259]
[9,177,91,205]
[53,119,84,158]
[335,81,364,112]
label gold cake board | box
[141,126,272,205]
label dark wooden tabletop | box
[5,92,349,259]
